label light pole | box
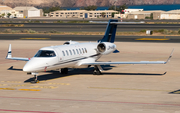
[114,0,117,11]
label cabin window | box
[34,50,56,57]
[84,48,87,53]
[73,49,76,55]
[62,51,65,56]
[66,50,69,56]
[82,48,85,53]
[69,50,72,55]
[76,49,79,54]
[79,49,82,54]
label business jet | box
[6,19,173,83]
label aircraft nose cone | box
[23,60,35,72]
[23,65,31,72]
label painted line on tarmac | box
[20,38,50,40]
[135,38,169,41]
[0,96,180,107]
[0,87,40,91]
[88,87,172,92]
[30,86,58,89]
[9,84,30,87]
[0,88,16,90]
[1,81,22,83]
[0,84,7,86]
[0,109,61,113]
[48,83,70,85]
[19,89,40,91]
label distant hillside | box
[1,0,180,8]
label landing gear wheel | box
[31,75,39,83]
[61,68,68,74]
[93,65,102,75]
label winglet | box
[165,49,174,64]
[6,44,12,59]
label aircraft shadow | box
[8,65,165,82]
[8,66,23,71]
[24,72,71,83]
[24,70,166,83]
[169,89,180,94]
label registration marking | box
[136,38,169,41]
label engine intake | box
[97,43,106,52]
[97,42,116,55]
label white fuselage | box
[23,42,101,73]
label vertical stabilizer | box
[99,19,118,43]
[6,44,12,58]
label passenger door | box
[54,48,63,62]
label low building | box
[13,6,43,18]
[159,10,180,19]
[50,10,118,18]
[114,14,127,18]
[0,5,19,18]
[123,9,143,14]
[127,10,165,19]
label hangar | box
[13,6,43,18]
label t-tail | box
[98,19,118,43]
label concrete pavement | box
[0,40,180,113]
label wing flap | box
[81,49,174,66]
[81,61,166,65]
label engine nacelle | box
[97,42,116,55]
[63,41,79,45]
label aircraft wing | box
[6,44,30,61]
[81,49,174,65]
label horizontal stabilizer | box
[6,44,30,61]
[113,50,120,53]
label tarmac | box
[0,40,180,113]
[1,23,180,32]
[1,34,180,43]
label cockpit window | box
[34,50,56,57]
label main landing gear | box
[93,65,102,75]
[61,68,68,74]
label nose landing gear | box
[30,73,39,83]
